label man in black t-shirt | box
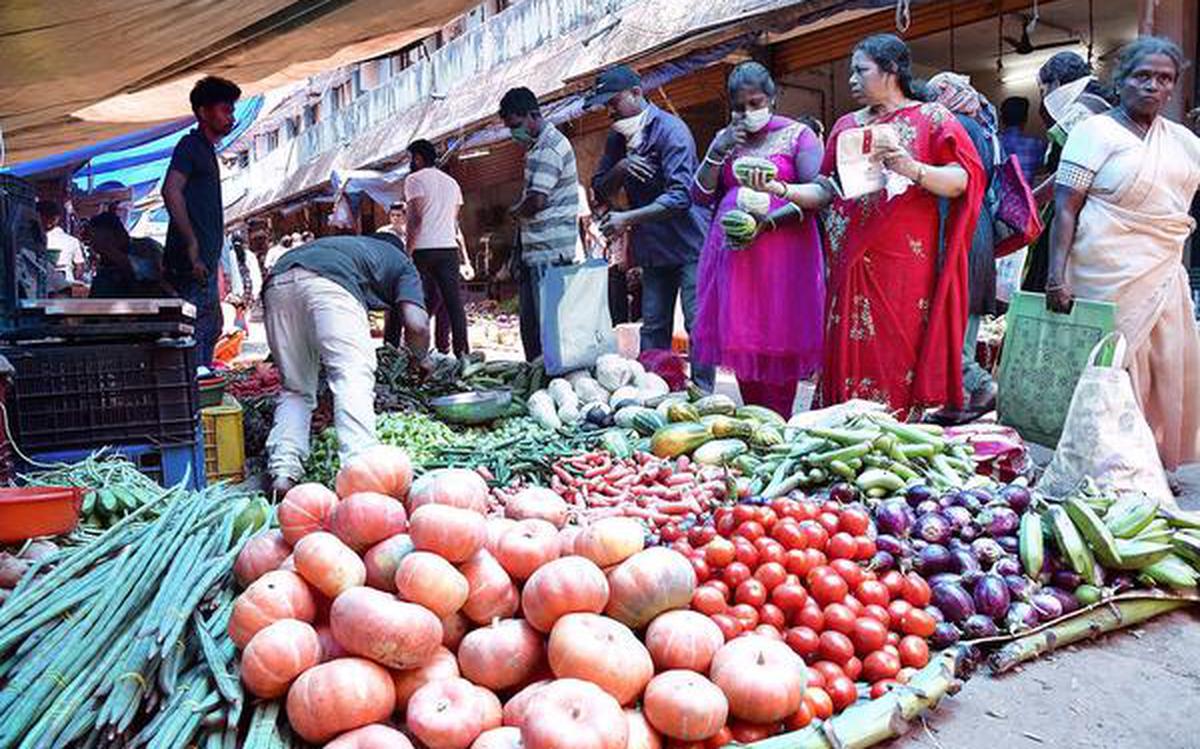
[162,76,241,367]
[263,232,430,495]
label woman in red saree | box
[750,34,985,415]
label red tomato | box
[898,635,930,669]
[769,498,794,518]
[670,539,692,556]
[734,579,768,608]
[771,519,806,550]
[754,623,783,640]
[804,688,834,721]
[869,679,900,700]
[805,667,826,690]
[856,580,891,608]
[784,700,814,731]
[863,604,892,628]
[667,740,705,749]
[783,549,811,577]
[689,556,711,584]
[882,644,900,658]
[794,602,824,631]
[842,595,864,616]
[798,521,829,551]
[826,676,858,712]
[704,537,736,568]
[811,660,845,685]
[728,721,777,744]
[822,603,856,635]
[818,512,842,537]
[817,631,854,664]
[770,583,808,613]
[881,570,906,598]
[688,524,717,547]
[722,561,752,589]
[822,500,842,515]
[711,613,743,641]
[756,539,786,567]
[796,502,820,521]
[733,505,758,525]
[756,507,778,529]
[827,532,857,560]
[851,617,889,655]
[731,603,760,629]
[784,626,820,659]
[886,631,901,647]
[861,650,901,683]
[660,523,683,542]
[734,521,766,543]
[808,571,849,607]
[854,536,877,560]
[830,559,866,589]
[732,537,760,568]
[838,507,871,536]
[753,562,788,591]
[843,655,862,681]
[803,548,828,572]
[900,609,936,638]
[692,586,727,615]
[758,602,786,628]
[704,727,733,749]
[902,573,932,607]
[887,599,914,626]
[715,512,737,538]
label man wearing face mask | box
[499,87,581,361]
[589,66,714,393]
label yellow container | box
[202,396,245,484]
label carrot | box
[665,473,694,487]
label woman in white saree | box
[1047,37,1200,472]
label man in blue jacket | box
[590,66,714,392]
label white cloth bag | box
[540,259,616,375]
[1039,333,1172,501]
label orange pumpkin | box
[471,726,524,749]
[395,551,470,619]
[505,488,569,528]
[708,636,806,723]
[407,678,502,749]
[644,611,725,673]
[502,680,551,728]
[293,532,367,598]
[642,670,729,741]
[278,483,339,546]
[558,526,582,556]
[329,492,409,552]
[547,614,653,706]
[228,570,317,648]
[494,520,560,581]
[458,618,545,692]
[575,518,645,568]
[459,550,519,624]
[521,556,610,633]
[316,624,348,662]
[240,618,321,698]
[335,444,414,500]
[486,518,520,554]
[234,529,292,587]
[410,504,487,563]
[441,611,470,650]
[393,646,461,713]
[326,724,415,749]
[521,678,628,749]
[604,548,696,629]
[624,709,663,749]
[285,657,396,744]
[408,468,490,514]
[363,534,415,591]
[329,586,443,669]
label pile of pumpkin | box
[228,444,812,748]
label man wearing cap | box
[589,65,714,392]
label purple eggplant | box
[906,484,935,508]
[971,538,1005,567]
[1050,570,1084,591]
[928,573,962,589]
[1042,586,1080,616]
[977,506,1019,538]
[1108,573,1136,593]
[875,534,906,557]
[962,614,1001,639]
[1004,574,1036,602]
[960,569,983,589]
[931,581,976,622]
[944,506,974,533]
[948,537,971,553]
[952,549,981,576]
[915,499,941,516]
[1005,602,1040,633]
[997,536,1020,554]
[959,522,980,542]
[961,493,985,514]
[1030,592,1065,622]
[972,574,1011,619]
[925,605,945,623]
[1000,485,1032,513]
[829,483,859,504]
[915,544,953,576]
[930,622,961,648]
[992,557,1022,577]
[875,500,914,537]
[870,551,896,571]
[937,494,957,510]
[914,512,953,545]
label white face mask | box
[612,108,649,149]
[742,105,772,133]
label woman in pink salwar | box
[691,62,825,416]
[1048,37,1200,472]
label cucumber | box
[693,439,749,466]
[1019,512,1045,578]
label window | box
[285,116,301,139]
[237,151,250,168]
[266,130,280,152]
[304,102,321,126]
[331,81,354,111]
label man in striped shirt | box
[500,87,581,360]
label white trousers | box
[264,268,378,481]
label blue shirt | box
[592,105,708,267]
[999,126,1046,185]
[164,130,225,278]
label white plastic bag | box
[1039,334,1172,501]
[540,260,616,375]
[995,247,1027,304]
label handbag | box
[991,154,1042,258]
[539,259,616,375]
[1038,333,1173,501]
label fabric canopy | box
[0,0,477,164]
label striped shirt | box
[519,123,579,266]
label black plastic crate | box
[1,338,199,452]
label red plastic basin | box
[0,487,84,542]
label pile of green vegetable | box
[0,462,272,749]
[21,453,169,527]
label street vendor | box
[264,232,431,496]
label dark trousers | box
[174,271,221,367]
[609,266,629,325]
[518,262,549,362]
[413,249,469,356]
[641,262,714,392]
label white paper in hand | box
[836,124,910,200]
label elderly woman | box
[750,34,985,416]
[1047,36,1200,472]
[690,62,825,416]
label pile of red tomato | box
[660,497,936,724]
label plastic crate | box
[202,396,245,484]
[1,338,199,452]
[26,435,206,490]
